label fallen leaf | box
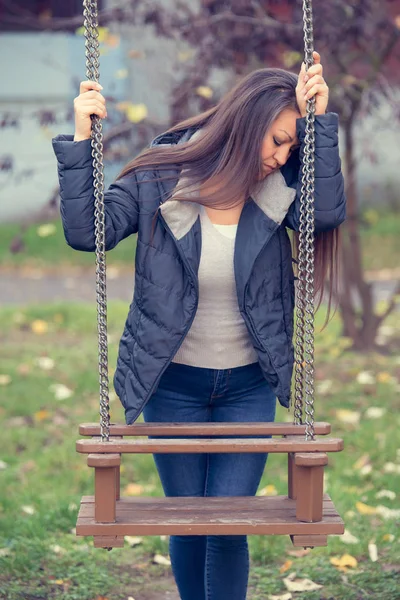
[376,490,396,501]
[50,544,66,555]
[337,529,360,544]
[0,548,11,557]
[49,383,73,401]
[34,409,51,422]
[383,462,400,474]
[283,572,323,592]
[376,372,393,384]
[368,542,378,562]
[353,454,370,470]
[37,223,56,237]
[31,320,48,334]
[123,483,144,496]
[365,407,386,419]
[125,536,143,547]
[0,375,11,386]
[36,356,55,371]
[0,460,8,470]
[21,505,35,515]
[330,554,358,572]
[316,379,333,395]
[336,409,360,425]
[382,533,395,542]
[269,593,292,600]
[376,505,400,519]
[356,371,375,385]
[258,484,278,496]
[54,579,64,585]
[355,501,377,515]
[287,548,311,558]
[153,553,171,566]
[279,560,293,574]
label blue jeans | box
[142,361,277,600]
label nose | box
[273,147,291,167]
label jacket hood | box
[152,126,296,241]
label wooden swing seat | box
[76,421,344,549]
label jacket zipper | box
[135,213,199,419]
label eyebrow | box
[278,129,300,148]
[278,129,293,142]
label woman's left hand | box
[296,51,329,117]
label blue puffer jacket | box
[52,112,346,424]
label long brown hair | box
[116,67,341,327]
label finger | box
[306,64,323,78]
[80,80,103,94]
[304,83,328,100]
[313,51,321,63]
[304,75,325,92]
[79,91,106,104]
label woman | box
[52,51,345,600]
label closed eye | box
[273,137,300,153]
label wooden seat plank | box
[79,422,332,437]
[76,494,344,536]
[76,437,344,454]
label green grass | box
[1,208,400,272]
[0,302,400,599]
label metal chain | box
[293,0,316,440]
[83,0,110,442]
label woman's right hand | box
[74,80,107,141]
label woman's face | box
[260,108,301,178]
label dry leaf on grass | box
[376,490,396,500]
[279,560,293,574]
[124,536,143,547]
[49,384,73,401]
[368,542,378,562]
[365,407,386,419]
[21,505,35,515]
[356,371,375,385]
[31,320,49,334]
[335,529,359,544]
[37,224,56,237]
[283,572,323,592]
[287,548,311,558]
[34,410,51,422]
[336,409,360,425]
[330,554,358,572]
[355,501,378,515]
[258,484,278,496]
[123,483,144,496]
[36,356,55,371]
[153,553,171,566]
[269,593,292,600]
[0,460,8,470]
[0,375,11,386]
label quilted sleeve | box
[52,135,139,251]
[283,113,346,233]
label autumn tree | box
[4,0,400,351]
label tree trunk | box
[338,119,380,351]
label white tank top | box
[172,205,258,368]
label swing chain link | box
[83,0,110,442]
[293,0,316,441]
